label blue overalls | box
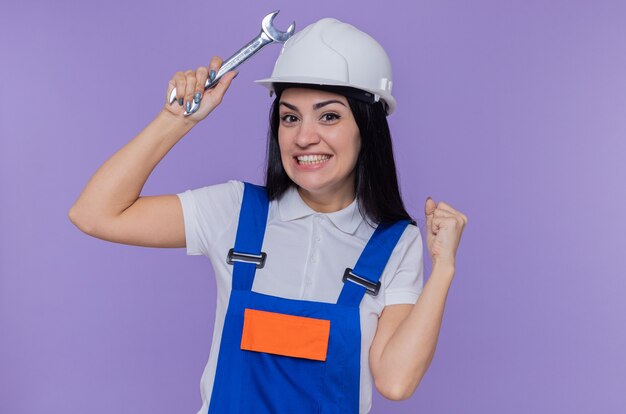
[208,182,410,413]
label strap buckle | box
[342,268,381,296]
[227,248,267,269]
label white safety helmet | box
[255,17,396,115]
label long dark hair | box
[264,84,414,227]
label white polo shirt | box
[177,180,424,414]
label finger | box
[433,208,455,217]
[207,55,223,85]
[436,201,463,217]
[432,216,460,233]
[172,71,186,106]
[435,201,468,226]
[194,66,209,103]
[434,208,466,230]
[424,196,436,234]
[424,197,436,216]
[183,70,197,111]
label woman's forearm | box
[69,110,195,228]
[378,263,455,399]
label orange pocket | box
[240,308,330,361]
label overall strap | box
[337,219,411,307]
[229,182,269,291]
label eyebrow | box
[279,100,347,112]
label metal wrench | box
[168,10,295,116]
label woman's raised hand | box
[424,197,468,271]
[163,56,238,124]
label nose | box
[294,118,321,147]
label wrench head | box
[261,10,295,43]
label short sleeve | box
[382,224,425,306]
[176,180,243,257]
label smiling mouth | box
[295,154,332,165]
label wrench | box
[168,10,295,116]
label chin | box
[294,177,349,198]
[291,177,330,193]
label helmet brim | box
[254,76,396,115]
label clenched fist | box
[163,55,238,124]
[424,197,467,271]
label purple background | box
[2,1,625,413]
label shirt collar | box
[277,186,364,234]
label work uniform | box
[177,180,424,413]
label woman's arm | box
[69,110,193,226]
[68,110,194,244]
[370,195,467,400]
[69,57,237,246]
[369,263,454,401]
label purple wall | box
[2,1,625,413]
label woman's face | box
[278,87,361,206]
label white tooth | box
[296,154,330,163]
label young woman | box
[69,17,467,414]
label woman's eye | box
[280,114,298,123]
[321,113,340,122]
